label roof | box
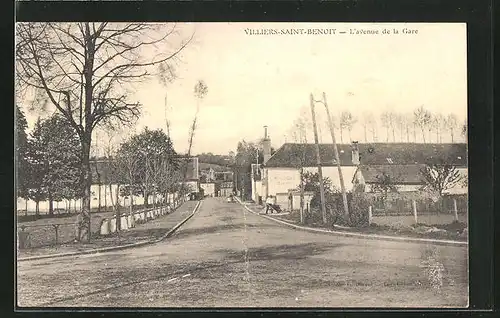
[264,143,467,168]
[89,156,199,183]
[357,164,426,185]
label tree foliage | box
[25,115,82,215]
[115,127,178,206]
[420,159,463,197]
[16,105,29,199]
[371,172,400,202]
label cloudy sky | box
[22,22,467,156]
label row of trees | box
[16,106,193,220]
[16,106,82,216]
[288,106,467,144]
[16,22,195,241]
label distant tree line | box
[288,105,467,144]
[197,153,234,167]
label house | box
[253,127,468,204]
[215,171,234,197]
[200,182,216,197]
[352,144,467,194]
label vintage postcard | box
[15,22,468,308]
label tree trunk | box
[364,126,367,143]
[406,126,410,142]
[339,129,343,143]
[144,191,149,209]
[104,181,107,212]
[386,128,389,142]
[97,183,101,213]
[451,129,454,143]
[421,128,426,143]
[392,128,396,142]
[48,193,54,216]
[25,200,28,217]
[35,201,39,217]
[129,191,134,216]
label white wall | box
[16,184,157,213]
[266,166,358,196]
[252,180,262,202]
[200,183,215,196]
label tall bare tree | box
[16,23,193,241]
[361,112,376,142]
[431,113,445,143]
[413,106,432,143]
[380,111,396,142]
[445,113,458,142]
[340,111,357,143]
[461,120,467,142]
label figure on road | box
[265,195,274,214]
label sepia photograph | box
[15,22,468,308]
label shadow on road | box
[217,242,339,262]
[172,223,278,240]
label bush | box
[348,192,371,227]
[303,208,337,227]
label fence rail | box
[17,200,185,250]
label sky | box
[20,22,467,156]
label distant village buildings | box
[251,128,468,209]
[200,166,234,197]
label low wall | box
[99,200,184,236]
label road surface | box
[17,197,468,307]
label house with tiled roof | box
[255,136,467,206]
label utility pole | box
[254,148,259,202]
[310,93,327,224]
[321,92,350,220]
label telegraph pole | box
[321,92,350,219]
[254,148,259,202]
[310,93,327,224]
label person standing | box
[265,196,274,214]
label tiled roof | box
[357,164,426,185]
[264,143,467,168]
[89,156,199,183]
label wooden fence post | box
[52,224,60,245]
[412,200,418,224]
[368,206,373,225]
[453,198,459,221]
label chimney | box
[262,125,272,164]
[351,141,360,165]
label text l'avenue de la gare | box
[244,27,419,36]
